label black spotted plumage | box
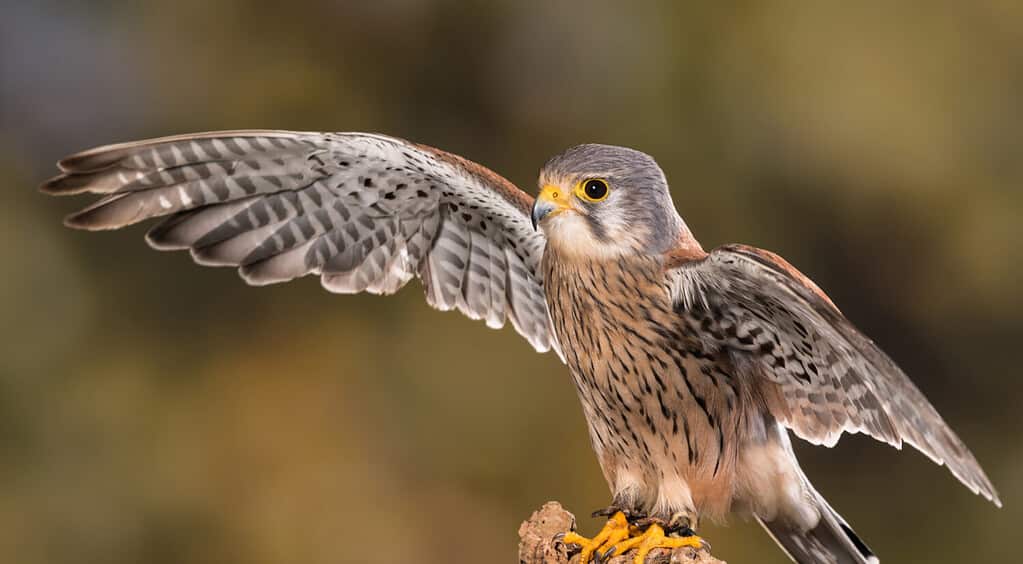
[668,244,999,504]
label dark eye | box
[581,179,609,202]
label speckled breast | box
[542,247,742,514]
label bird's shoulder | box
[412,141,534,216]
[663,242,839,313]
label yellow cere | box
[539,184,570,208]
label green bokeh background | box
[2,2,1020,563]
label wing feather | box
[45,130,561,357]
[668,244,1000,506]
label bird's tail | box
[756,482,878,564]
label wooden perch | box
[518,502,725,564]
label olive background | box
[1,2,1020,563]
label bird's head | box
[532,144,691,260]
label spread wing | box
[43,130,560,356]
[668,244,1000,506]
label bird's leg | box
[561,507,640,564]
[605,511,707,564]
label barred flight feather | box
[45,130,562,358]
[668,244,1001,507]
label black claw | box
[590,505,621,519]
[555,532,582,556]
[668,525,696,537]
[591,506,648,523]
[632,516,667,530]
[597,547,616,563]
[554,532,577,549]
[665,513,697,536]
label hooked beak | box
[531,184,571,231]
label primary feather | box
[668,244,1001,506]
[44,130,561,357]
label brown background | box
[1,1,1020,563]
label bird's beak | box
[531,184,570,231]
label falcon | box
[42,131,1000,564]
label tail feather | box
[758,489,877,564]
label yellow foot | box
[562,511,634,563]
[562,512,706,564]
[608,522,705,564]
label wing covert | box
[44,130,560,357]
[667,244,1000,506]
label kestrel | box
[42,131,1000,564]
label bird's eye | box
[578,179,610,202]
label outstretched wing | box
[667,244,1000,506]
[44,130,560,356]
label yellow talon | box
[562,512,705,563]
[562,511,631,563]
[614,523,704,564]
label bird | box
[41,131,1000,564]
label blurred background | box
[1,1,1020,563]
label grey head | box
[532,144,688,258]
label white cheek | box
[543,212,632,260]
[545,213,591,243]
